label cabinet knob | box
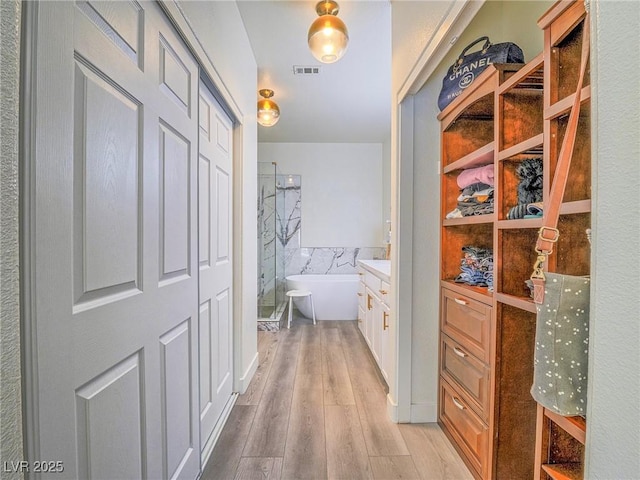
[379,289,388,295]
[357,292,363,297]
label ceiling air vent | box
[293,65,321,75]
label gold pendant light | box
[257,89,280,127]
[308,0,349,64]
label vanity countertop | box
[357,259,391,283]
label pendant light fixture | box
[257,89,280,127]
[308,0,349,64]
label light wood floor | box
[201,316,473,480]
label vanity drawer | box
[357,281,366,310]
[378,280,390,306]
[441,334,489,421]
[441,287,492,363]
[440,378,488,479]
[364,270,381,293]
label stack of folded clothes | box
[446,164,495,219]
[506,158,543,219]
[454,246,494,291]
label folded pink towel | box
[457,164,494,189]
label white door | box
[27,2,201,478]
[197,82,234,456]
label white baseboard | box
[410,402,438,423]
[238,351,259,394]
[386,394,398,422]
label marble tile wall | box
[277,175,386,276]
[257,174,279,312]
[259,170,386,320]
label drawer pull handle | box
[379,289,388,295]
[453,297,468,306]
[358,272,364,276]
[367,294,372,310]
[357,293,364,297]
[453,346,468,358]
[452,397,466,410]
[383,311,389,330]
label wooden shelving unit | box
[535,4,590,476]
[437,2,590,478]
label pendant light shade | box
[308,0,349,64]
[257,89,280,127]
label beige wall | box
[0,1,24,477]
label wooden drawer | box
[440,379,489,479]
[441,334,489,421]
[441,287,492,363]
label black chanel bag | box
[438,36,524,111]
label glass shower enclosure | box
[257,162,286,322]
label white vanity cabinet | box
[357,260,392,384]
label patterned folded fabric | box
[454,246,493,288]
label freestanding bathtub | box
[286,274,359,321]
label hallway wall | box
[586,1,640,476]
[0,1,23,475]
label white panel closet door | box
[198,82,234,456]
[28,2,200,478]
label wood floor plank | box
[321,328,356,405]
[200,405,257,480]
[282,374,327,479]
[297,324,322,376]
[370,456,421,480]
[204,322,474,480]
[340,323,410,457]
[325,405,372,480]
[234,457,283,480]
[353,388,410,456]
[340,322,386,392]
[243,328,301,456]
[398,423,473,480]
[236,331,280,405]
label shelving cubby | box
[497,153,544,222]
[497,53,544,153]
[440,223,494,294]
[547,103,591,205]
[544,1,590,107]
[495,227,539,301]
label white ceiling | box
[237,0,392,144]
